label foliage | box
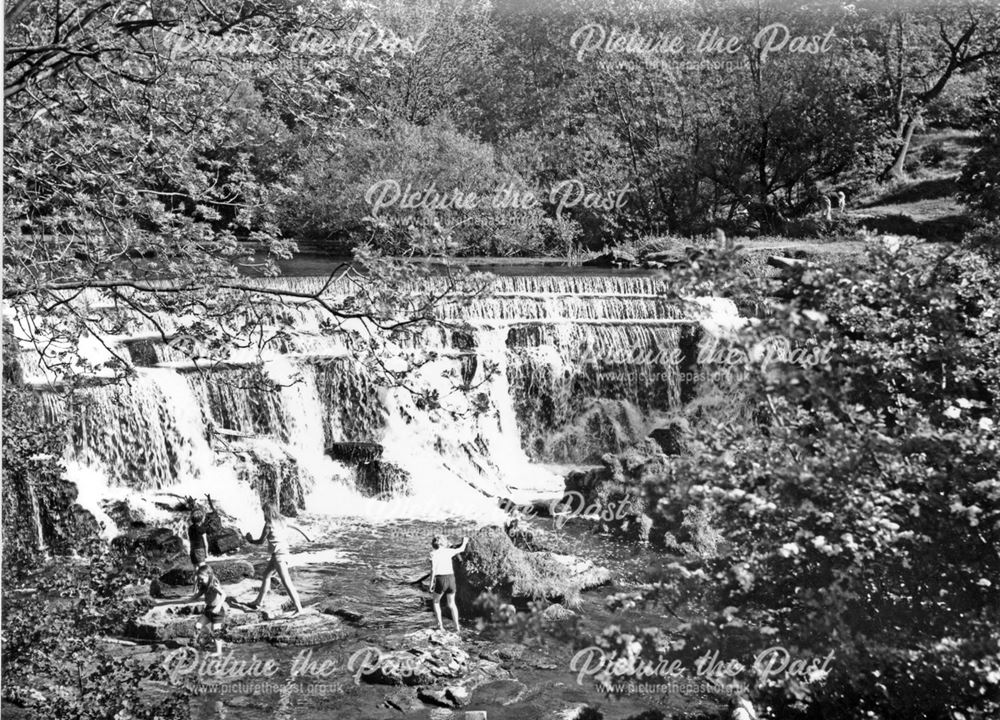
[1,549,189,718]
[1,327,101,576]
[281,116,560,255]
[960,78,1000,221]
[583,241,1000,718]
[3,0,469,384]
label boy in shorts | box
[428,534,468,633]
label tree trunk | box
[882,115,918,181]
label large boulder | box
[129,600,350,645]
[582,249,638,268]
[159,559,255,587]
[357,629,511,712]
[454,526,610,613]
[111,527,185,569]
[355,460,411,498]
[210,526,246,555]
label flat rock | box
[225,611,349,645]
[541,603,578,621]
[128,604,255,642]
[358,627,509,699]
[471,679,530,706]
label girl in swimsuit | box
[245,503,311,616]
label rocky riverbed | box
[7,516,727,720]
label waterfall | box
[18,272,739,534]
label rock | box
[471,679,529,706]
[111,527,185,568]
[564,459,622,507]
[102,499,149,528]
[465,713,488,720]
[129,596,347,645]
[417,687,452,707]
[358,628,511,709]
[211,527,246,555]
[766,255,806,272]
[454,526,611,613]
[445,685,471,706]
[129,605,212,642]
[582,250,638,269]
[541,603,578,621]
[649,422,685,455]
[326,442,384,463]
[478,643,526,664]
[356,460,412,498]
[382,688,425,713]
[357,645,466,686]
[159,559,254,587]
[120,582,151,600]
[225,612,350,645]
[547,554,612,591]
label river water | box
[179,513,720,720]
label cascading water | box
[17,272,740,536]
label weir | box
[22,273,740,534]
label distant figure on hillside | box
[836,190,846,215]
[245,503,312,617]
[714,227,727,247]
[428,534,469,633]
[821,195,832,221]
[155,563,227,656]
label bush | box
[582,242,1000,719]
[280,117,569,255]
[1,550,189,718]
[960,116,1000,220]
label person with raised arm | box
[428,534,468,633]
[244,503,312,617]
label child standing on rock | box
[245,503,312,617]
[428,534,468,633]
[155,563,227,656]
[188,507,209,568]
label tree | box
[838,1,1000,181]
[4,0,486,386]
